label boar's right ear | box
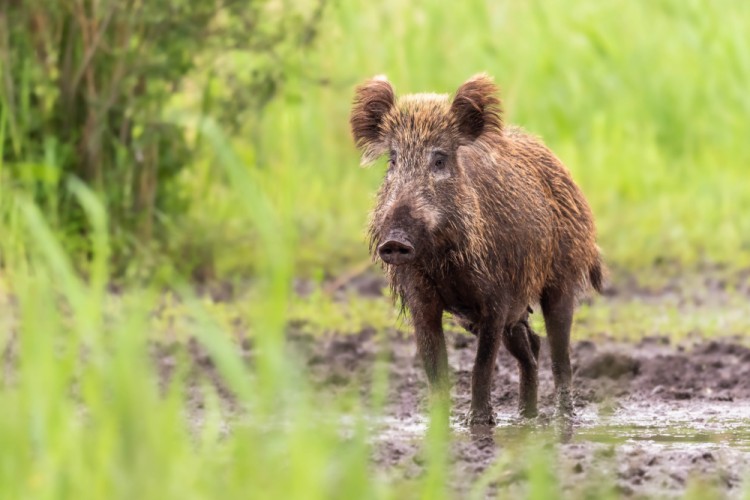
[450,74,503,142]
[350,76,395,165]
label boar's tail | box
[588,256,605,294]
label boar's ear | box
[450,74,503,141]
[350,76,395,165]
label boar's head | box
[350,74,502,267]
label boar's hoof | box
[465,408,496,427]
[518,404,538,420]
[554,390,576,419]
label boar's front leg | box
[409,292,449,399]
[467,321,504,426]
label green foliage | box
[5,0,749,279]
[0,0,323,272]
[195,0,748,278]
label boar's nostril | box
[377,239,415,265]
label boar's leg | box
[541,286,576,417]
[502,320,539,418]
[409,293,449,398]
[467,323,503,426]
[527,327,541,362]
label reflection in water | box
[556,416,575,444]
[367,401,750,496]
[468,421,496,442]
[374,400,750,451]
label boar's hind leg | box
[502,320,539,418]
[410,295,449,398]
[541,286,576,417]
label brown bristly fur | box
[350,73,605,424]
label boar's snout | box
[377,231,415,265]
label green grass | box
[170,0,750,279]
[2,0,750,498]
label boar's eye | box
[388,151,397,170]
[431,152,449,173]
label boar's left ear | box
[450,73,503,141]
[350,76,395,165]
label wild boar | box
[350,74,603,425]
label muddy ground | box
[292,326,750,498]
[163,270,750,498]
[174,325,750,498]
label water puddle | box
[375,401,750,447]
[576,401,750,450]
[370,400,750,495]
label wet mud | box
[157,268,750,497]
[294,326,750,497]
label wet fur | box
[351,74,604,423]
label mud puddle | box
[294,326,750,497]
[374,401,750,449]
[155,322,750,496]
[368,401,750,496]
[152,267,750,497]
[575,401,750,448]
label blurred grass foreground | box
[1,0,749,498]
